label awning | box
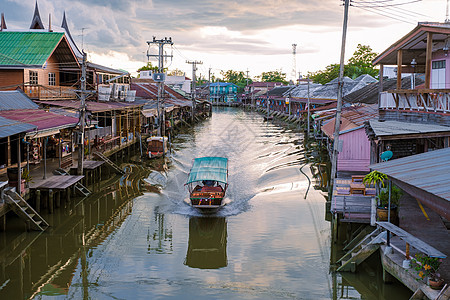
[187,157,228,184]
[369,148,450,220]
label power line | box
[349,0,423,7]
[354,5,417,24]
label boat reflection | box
[185,217,227,269]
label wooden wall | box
[338,128,371,172]
[23,55,60,86]
[0,70,24,90]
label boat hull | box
[190,197,224,213]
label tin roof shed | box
[369,147,450,220]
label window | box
[48,72,56,86]
[432,60,446,69]
[29,71,38,85]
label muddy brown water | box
[0,107,412,299]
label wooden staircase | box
[53,168,91,197]
[93,151,125,175]
[337,228,386,272]
[4,188,49,231]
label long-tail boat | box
[186,157,228,212]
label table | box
[350,182,365,194]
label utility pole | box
[330,0,350,192]
[77,52,87,175]
[266,82,269,119]
[147,37,173,136]
[208,67,211,102]
[307,75,311,138]
[186,60,203,122]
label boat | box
[186,157,228,212]
[146,136,168,159]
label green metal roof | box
[0,32,64,66]
[187,157,228,184]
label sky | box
[0,0,445,80]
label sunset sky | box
[0,0,445,80]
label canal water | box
[0,107,412,299]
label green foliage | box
[220,70,252,92]
[309,44,379,84]
[137,62,160,74]
[412,253,442,281]
[256,71,288,84]
[363,170,387,188]
[377,185,402,208]
[21,168,33,183]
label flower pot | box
[376,206,398,222]
[7,167,22,181]
[428,278,444,290]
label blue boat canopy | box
[187,157,228,184]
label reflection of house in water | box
[148,212,173,254]
[0,167,144,299]
[185,217,227,269]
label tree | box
[220,70,251,92]
[309,44,379,84]
[137,62,159,73]
[256,71,288,84]
[167,68,185,76]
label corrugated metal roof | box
[368,120,450,137]
[0,115,36,138]
[36,100,143,113]
[344,76,425,104]
[0,90,39,110]
[369,147,450,202]
[0,109,78,131]
[0,32,63,66]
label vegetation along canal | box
[0,108,412,299]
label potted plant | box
[21,168,33,188]
[376,185,402,223]
[363,170,387,190]
[412,253,445,289]
[364,171,402,222]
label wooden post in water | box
[55,190,61,208]
[49,189,54,214]
[35,190,41,213]
[66,187,71,202]
[0,215,6,231]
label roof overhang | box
[373,23,450,66]
[369,147,450,220]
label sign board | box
[152,73,166,82]
[285,97,290,104]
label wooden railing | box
[380,90,450,114]
[22,85,77,100]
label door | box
[431,60,446,89]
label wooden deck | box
[332,178,375,223]
[70,160,104,171]
[30,175,84,190]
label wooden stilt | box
[0,215,6,231]
[49,189,54,214]
[55,191,61,208]
[35,190,41,213]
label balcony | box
[22,85,77,100]
[380,90,450,113]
